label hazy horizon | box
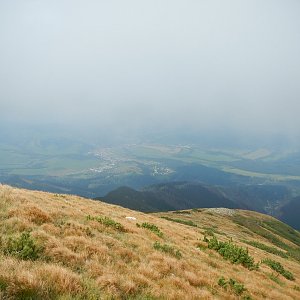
[1,1,300,146]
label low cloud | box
[1,0,300,143]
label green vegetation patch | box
[172,210,191,214]
[153,241,182,259]
[286,248,300,262]
[261,219,300,247]
[243,240,288,258]
[202,226,226,236]
[0,278,8,291]
[161,216,197,227]
[233,215,287,249]
[3,232,43,261]
[218,277,248,296]
[262,258,295,281]
[293,285,300,292]
[268,273,285,286]
[205,236,258,270]
[86,215,126,232]
[233,215,300,262]
[203,228,215,237]
[136,222,163,237]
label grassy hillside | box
[0,185,300,299]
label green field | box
[2,141,300,187]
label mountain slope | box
[100,186,175,212]
[0,185,300,299]
[219,184,290,215]
[280,196,300,230]
[100,182,240,212]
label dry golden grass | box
[0,184,300,299]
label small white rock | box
[125,216,136,221]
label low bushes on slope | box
[243,240,288,258]
[136,222,163,237]
[262,259,295,281]
[3,232,43,261]
[205,236,259,270]
[86,215,126,232]
[218,276,247,296]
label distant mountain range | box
[98,181,241,212]
[97,181,300,230]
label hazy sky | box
[1,1,300,140]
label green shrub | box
[4,232,42,260]
[228,278,246,295]
[262,259,295,281]
[202,226,226,236]
[172,210,191,214]
[137,222,163,237]
[242,296,253,300]
[203,229,215,237]
[0,278,8,291]
[153,241,182,259]
[197,243,207,251]
[268,273,284,286]
[217,276,227,288]
[15,287,40,300]
[293,285,300,291]
[218,277,247,295]
[243,240,288,258]
[206,236,258,270]
[161,216,197,227]
[86,215,126,232]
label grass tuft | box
[153,241,182,259]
